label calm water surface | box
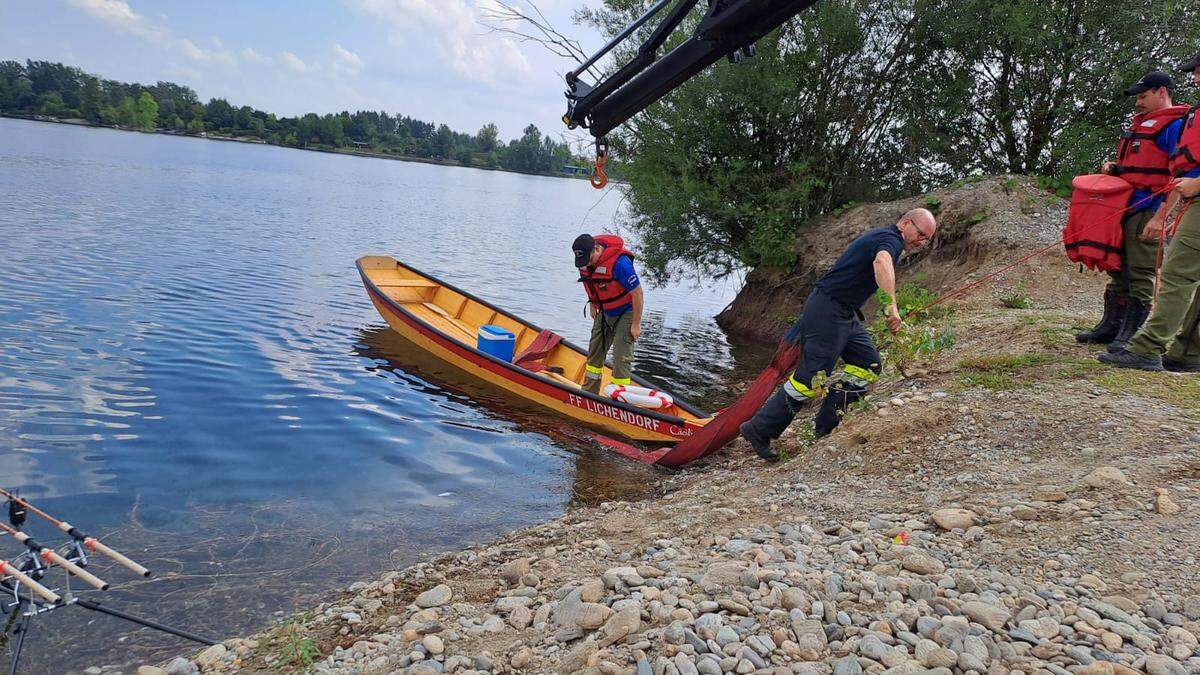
[0,118,765,671]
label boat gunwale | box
[355,257,709,426]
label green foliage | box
[832,201,860,218]
[999,293,1031,309]
[969,211,988,225]
[134,91,157,130]
[957,370,1017,390]
[959,353,1059,371]
[498,124,573,174]
[276,631,322,670]
[955,352,1061,390]
[1000,176,1020,194]
[583,0,954,281]
[1036,174,1074,199]
[924,0,1199,179]
[922,196,942,213]
[1092,369,1200,414]
[777,421,817,462]
[998,280,1032,308]
[950,175,987,188]
[869,284,956,376]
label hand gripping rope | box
[1154,197,1195,304]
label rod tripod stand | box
[2,577,217,674]
[0,489,216,673]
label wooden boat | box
[356,256,714,452]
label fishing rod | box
[0,488,150,578]
[0,520,108,591]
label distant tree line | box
[0,60,582,175]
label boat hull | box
[358,267,703,447]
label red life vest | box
[1064,174,1134,272]
[579,234,636,312]
[1169,105,1200,177]
[1115,105,1189,190]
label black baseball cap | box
[1124,71,1176,96]
[572,234,595,268]
[1181,53,1200,73]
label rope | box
[910,181,1180,320]
[1155,199,1195,303]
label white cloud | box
[69,0,239,66]
[333,44,363,72]
[67,0,167,42]
[280,51,308,73]
[350,0,530,85]
[242,47,272,65]
[177,38,206,61]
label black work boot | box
[1107,297,1150,353]
[814,382,867,437]
[1163,356,1200,373]
[740,387,808,462]
[1097,348,1163,371]
[1076,290,1124,344]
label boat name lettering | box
[567,394,661,432]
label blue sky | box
[1,0,607,143]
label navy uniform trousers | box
[743,288,883,440]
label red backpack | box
[1063,174,1133,272]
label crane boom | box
[564,0,821,140]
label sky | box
[0,0,609,143]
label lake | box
[0,117,764,671]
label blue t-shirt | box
[1130,118,1184,212]
[604,255,640,317]
[814,225,905,309]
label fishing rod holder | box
[0,490,216,672]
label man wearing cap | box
[739,209,938,462]
[1077,70,1189,352]
[1102,53,1200,372]
[573,233,644,394]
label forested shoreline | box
[0,60,590,178]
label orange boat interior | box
[357,256,705,423]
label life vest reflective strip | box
[1115,105,1189,190]
[1169,106,1200,177]
[579,234,636,312]
[603,384,673,409]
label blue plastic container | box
[477,324,516,362]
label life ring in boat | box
[601,384,674,409]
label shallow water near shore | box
[0,118,768,671]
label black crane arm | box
[563,0,821,140]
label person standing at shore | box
[573,234,644,394]
[739,209,938,461]
[1076,71,1189,352]
[1100,54,1200,372]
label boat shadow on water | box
[351,325,668,506]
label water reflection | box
[352,325,667,506]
